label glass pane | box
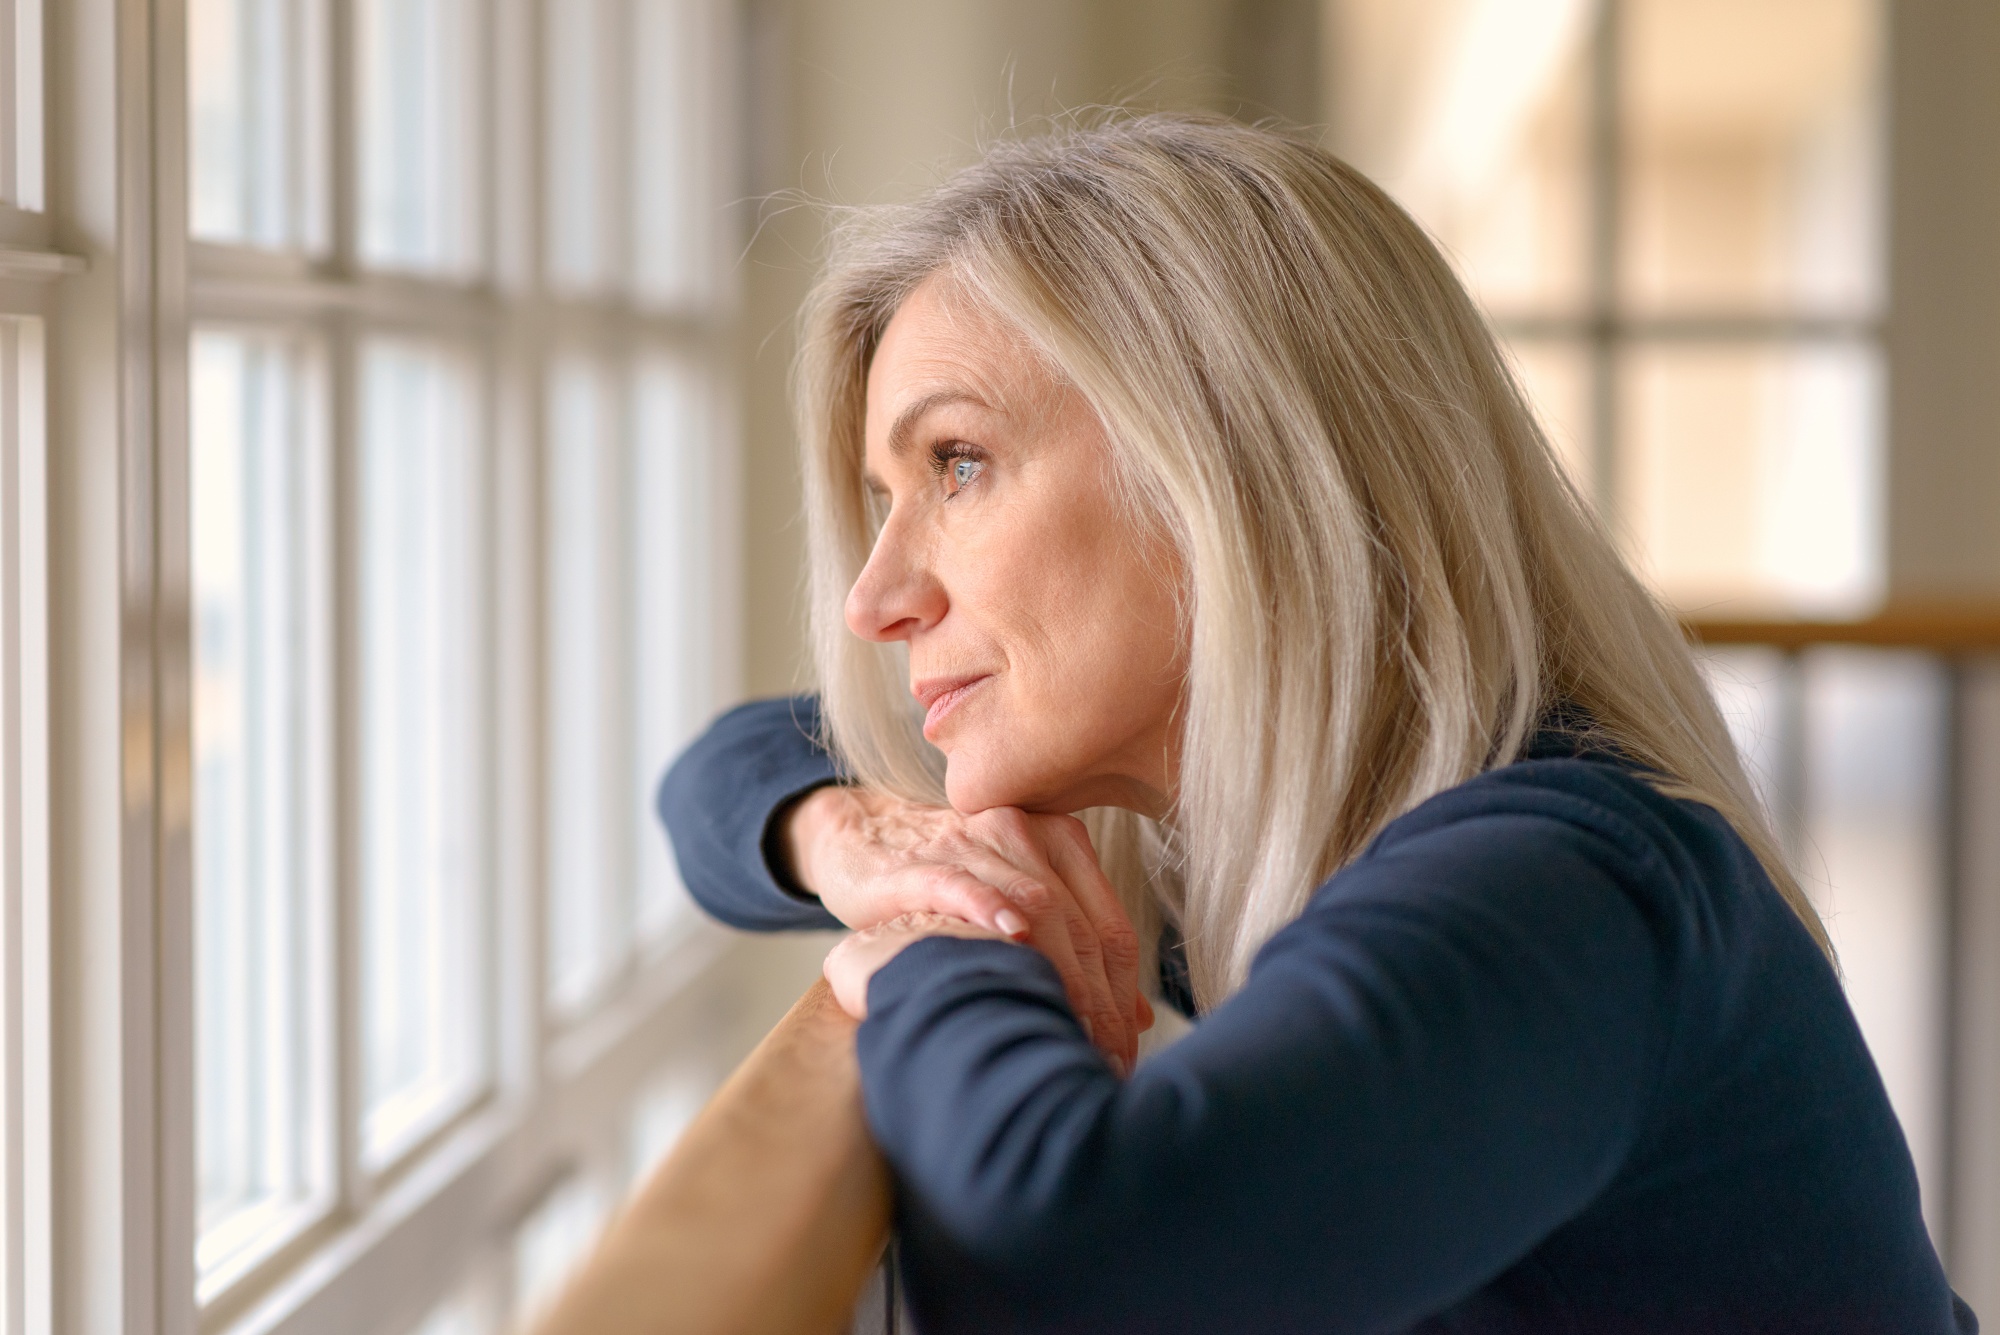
[630,0,720,308]
[545,0,618,293]
[546,358,630,1012]
[631,355,716,939]
[1621,0,1884,316]
[1618,339,1882,614]
[1504,337,1594,496]
[357,0,482,274]
[513,1176,606,1325]
[359,339,485,1167]
[3,0,45,211]
[1700,644,1797,836]
[1800,648,1949,1241]
[405,1286,496,1335]
[1327,0,1593,319]
[189,0,329,249]
[192,330,330,1281]
[627,1065,712,1187]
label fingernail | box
[995,908,1029,938]
[1112,1056,1130,1079]
[1080,1017,1095,1043]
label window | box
[179,0,746,1328]
[1332,0,1886,616]
[190,328,333,1289]
[1330,0,1972,1254]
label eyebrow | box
[861,389,987,493]
[887,389,986,459]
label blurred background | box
[167,0,2000,1330]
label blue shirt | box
[658,696,1976,1334]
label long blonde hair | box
[796,113,1829,1010]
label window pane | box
[1504,337,1594,496]
[544,0,618,293]
[1801,649,1950,1241]
[512,1176,606,1325]
[631,355,717,938]
[1327,0,1593,319]
[405,1286,496,1335]
[630,0,723,308]
[546,358,629,1012]
[357,0,483,274]
[0,0,45,211]
[1619,339,1882,614]
[189,0,329,249]
[359,339,485,1167]
[1701,645,1797,834]
[1621,0,1884,317]
[192,330,331,1283]
[627,1064,712,1187]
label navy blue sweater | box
[658,696,1976,1334]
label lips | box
[913,674,992,739]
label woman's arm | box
[847,807,1671,1334]
[657,695,1154,1063]
[656,696,847,931]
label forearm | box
[655,696,845,931]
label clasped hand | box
[785,786,1153,1074]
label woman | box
[659,115,1974,1332]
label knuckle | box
[1100,922,1140,967]
[1003,879,1053,913]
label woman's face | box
[848,276,1185,817]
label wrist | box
[778,784,850,898]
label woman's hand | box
[822,913,1135,1078]
[784,786,1152,1068]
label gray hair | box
[795,113,1828,1009]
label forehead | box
[863,278,1057,448]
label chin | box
[942,742,1062,815]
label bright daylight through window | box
[186,0,739,1326]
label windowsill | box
[203,920,734,1335]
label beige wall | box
[1885,0,2000,601]
[734,0,1321,697]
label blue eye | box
[931,443,986,496]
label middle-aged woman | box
[658,115,1975,1333]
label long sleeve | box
[857,759,1968,1332]
[858,795,1666,1333]
[655,695,844,931]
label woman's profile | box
[658,114,1976,1332]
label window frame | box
[135,0,748,1331]
[0,306,52,1335]
[1484,0,1887,523]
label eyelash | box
[928,441,986,497]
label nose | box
[844,514,946,643]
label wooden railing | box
[524,980,890,1335]
[1687,600,2000,1278]
[1684,601,2000,651]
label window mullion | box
[326,310,371,1228]
[153,0,200,1325]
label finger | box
[1001,823,1134,1066]
[1040,819,1145,1065]
[902,866,1032,939]
[823,913,1003,1020]
[953,848,1119,1052]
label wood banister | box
[1684,602,2000,651]
[526,980,891,1335]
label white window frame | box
[0,292,53,1335]
[44,0,747,1332]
